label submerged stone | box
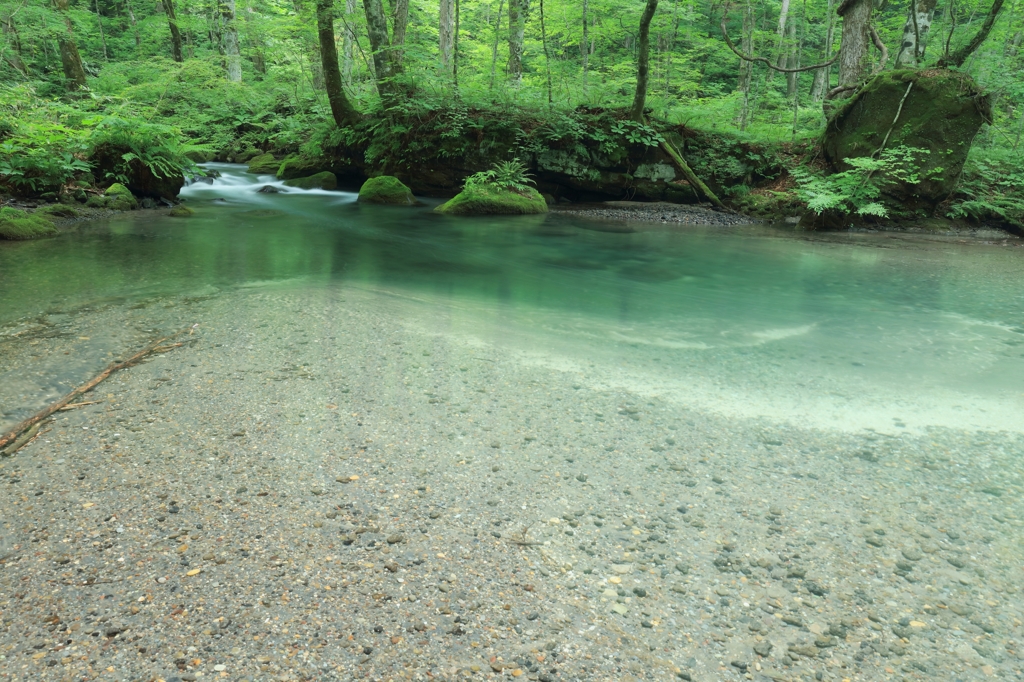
[0,207,59,240]
[168,205,195,217]
[359,176,416,205]
[434,185,547,216]
[284,172,338,191]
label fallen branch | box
[58,400,103,411]
[0,326,194,454]
[660,139,726,209]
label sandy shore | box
[1,282,1022,682]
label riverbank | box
[1,281,1022,682]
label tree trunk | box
[539,0,552,103]
[737,1,753,127]
[581,0,589,87]
[343,0,355,83]
[125,0,141,50]
[629,0,658,122]
[489,0,504,89]
[221,0,242,81]
[785,16,798,97]
[163,0,184,62]
[363,0,401,103]
[507,0,528,84]
[895,0,937,66]
[440,0,454,74]
[391,0,409,61]
[772,0,790,77]
[835,0,871,93]
[810,0,835,101]
[316,0,360,126]
[936,0,1004,68]
[53,0,87,90]
[94,0,108,60]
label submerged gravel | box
[1,284,1023,682]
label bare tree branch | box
[936,0,1005,67]
[720,12,839,73]
[869,24,888,73]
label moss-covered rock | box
[168,205,195,217]
[0,207,59,240]
[358,176,416,205]
[276,155,324,180]
[104,183,139,211]
[823,69,991,214]
[248,153,279,175]
[35,204,79,218]
[284,172,338,191]
[85,195,109,208]
[434,185,548,216]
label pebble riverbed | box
[550,202,755,227]
[1,283,1023,682]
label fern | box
[464,158,536,193]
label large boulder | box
[0,207,59,240]
[358,176,416,205]
[823,69,991,215]
[276,155,325,180]
[434,185,548,216]
[284,172,338,190]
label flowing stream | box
[2,164,1022,434]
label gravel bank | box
[551,201,756,227]
[1,283,1022,682]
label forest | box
[1,0,1022,230]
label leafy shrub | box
[464,158,535,193]
[791,146,932,219]
[946,149,1024,228]
[88,116,205,183]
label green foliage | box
[610,120,664,148]
[464,158,535,193]
[946,149,1024,228]
[0,86,90,191]
[88,116,204,183]
[791,146,932,219]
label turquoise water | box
[2,164,1023,433]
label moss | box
[247,153,279,175]
[35,204,79,218]
[283,171,338,191]
[358,176,416,205]
[823,69,990,214]
[276,155,323,180]
[434,185,548,216]
[0,207,59,240]
[168,205,194,217]
[85,195,108,208]
[103,183,139,210]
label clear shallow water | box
[1,163,1023,433]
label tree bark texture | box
[316,0,360,126]
[54,0,87,89]
[220,0,242,81]
[163,0,184,62]
[363,0,402,103]
[629,0,658,122]
[836,0,871,91]
[507,0,528,84]
[895,0,937,66]
[775,0,791,72]
[489,0,504,89]
[391,0,409,58]
[785,17,798,97]
[810,0,835,101]
[440,0,454,72]
[343,0,355,83]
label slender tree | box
[363,0,403,103]
[1,13,28,76]
[834,0,872,95]
[507,0,528,84]
[488,0,504,89]
[896,0,938,66]
[316,0,360,126]
[53,0,87,90]
[163,0,184,62]
[629,0,658,121]
[440,0,455,74]
[392,0,409,59]
[221,0,242,81]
